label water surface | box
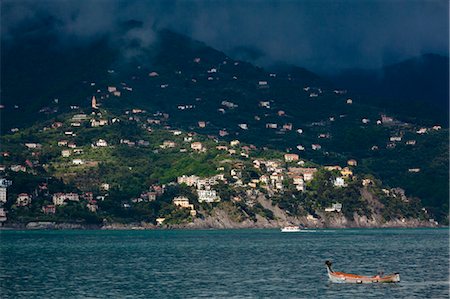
[1,228,448,298]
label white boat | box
[281,226,301,232]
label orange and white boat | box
[325,261,400,284]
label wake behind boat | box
[325,261,400,284]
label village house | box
[197,189,220,203]
[230,169,242,179]
[52,193,80,206]
[311,144,322,150]
[173,196,193,209]
[191,142,204,151]
[406,140,416,145]
[289,167,318,182]
[333,177,346,187]
[296,145,305,151]
[216,145,228,151]
[266,123,278,129]
[68,142,77,149]
[72,159,84,165]
[70,122,81,127]
[408,168,421,173]
[73,149,83,155]
[72,114,88,121]
[198,121,206,128]
[16,193,31,206]
[90,119,108,127]
[381,115,394,124]
[87,201,98,213]
[259,101,271,108]
[325,203,343,212]
[42,205,56,214]
[292,176,305,191]
[347,159,357,166]
[230,140,240,147]
[10,165,26,172]
[390,136,402,142]
[238,123,248,130]
[100,183,110,191]
[340,167,353,178]
[0,208,6,223]
[324,166,342,171]
[156,217,165,225]
[346,99,352,104]
[284,153,299,162]
[161,140,176,149]
[0,187,6,203]
[278,110,285,116]
[61,150,71,157]
[149,71,159,77]
[177,175,200,186]
[416,128,427,134]
[58,140,68,146]
[282,123,293,131]
[362,179,373,186]
[25,143,42,149]
[219,130,229,137]
[52,122,63,129]
[362,118,370,124]
[95,139,108,147]
[147,192,157,201]
[432,125,442,131]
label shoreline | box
[0,220,442,231]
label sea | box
[0,228,448,298]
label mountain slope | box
[1,28,448,222]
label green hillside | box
[1,30,448,223]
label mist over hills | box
[330,53,449,126]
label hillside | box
[1,29,448,224]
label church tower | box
[91,95,98,109]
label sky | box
[2,0,449,73]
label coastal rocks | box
[25,222,99,229]
[26,222,56,229]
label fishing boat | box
[325,261,400,284]
[281,226,301,232]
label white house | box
[72,159,84,165]
[95,139,108,147]
[333,177,346,187]
[16,193,32,206]
[52,193,80,206]
[325,203,342,212]
[197,189,220,203]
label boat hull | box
[326,263,400,284]
[328,272,400,284]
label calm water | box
[0,228,448,298]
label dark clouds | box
[2,0,448,72]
